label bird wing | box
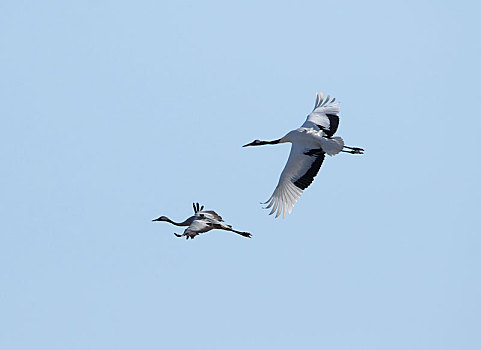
[198,210,223,222]
[193,202,205,213]
[185,218,212,234]
[192,203,223,221]
[264,143,325,218]
[301,92,340,137]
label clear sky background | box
[1,0,480,349]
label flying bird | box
[152,202,252,239]
[243,92,364,218]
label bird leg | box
[232,230,252,238]
[173,233,182,238]
[342,146,364,154]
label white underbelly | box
[290,128,322,148]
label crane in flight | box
[243,92,364,218]
[152,202,252,239]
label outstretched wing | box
[302,92,340,137]
[263,143,325,218]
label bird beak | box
[152,217,161,221]
[242,141,253,147]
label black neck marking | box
[264,139,281,145]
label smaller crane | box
[153,203,252,240]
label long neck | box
[165,217,191,226]
[243,137,287,148]
[265,133,292,145]
[261,139,282,145]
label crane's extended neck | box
[169,218,191,226]
[153,216,191,226]
[242,138,282,147]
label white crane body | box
[243,93,364,218]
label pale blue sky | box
[1,0,480,349]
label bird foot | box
[342,146,364,154]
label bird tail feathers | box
[320,136,344,156]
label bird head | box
[152,216,168,222]
[242,139,264,147]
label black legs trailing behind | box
[341,146,364,154]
